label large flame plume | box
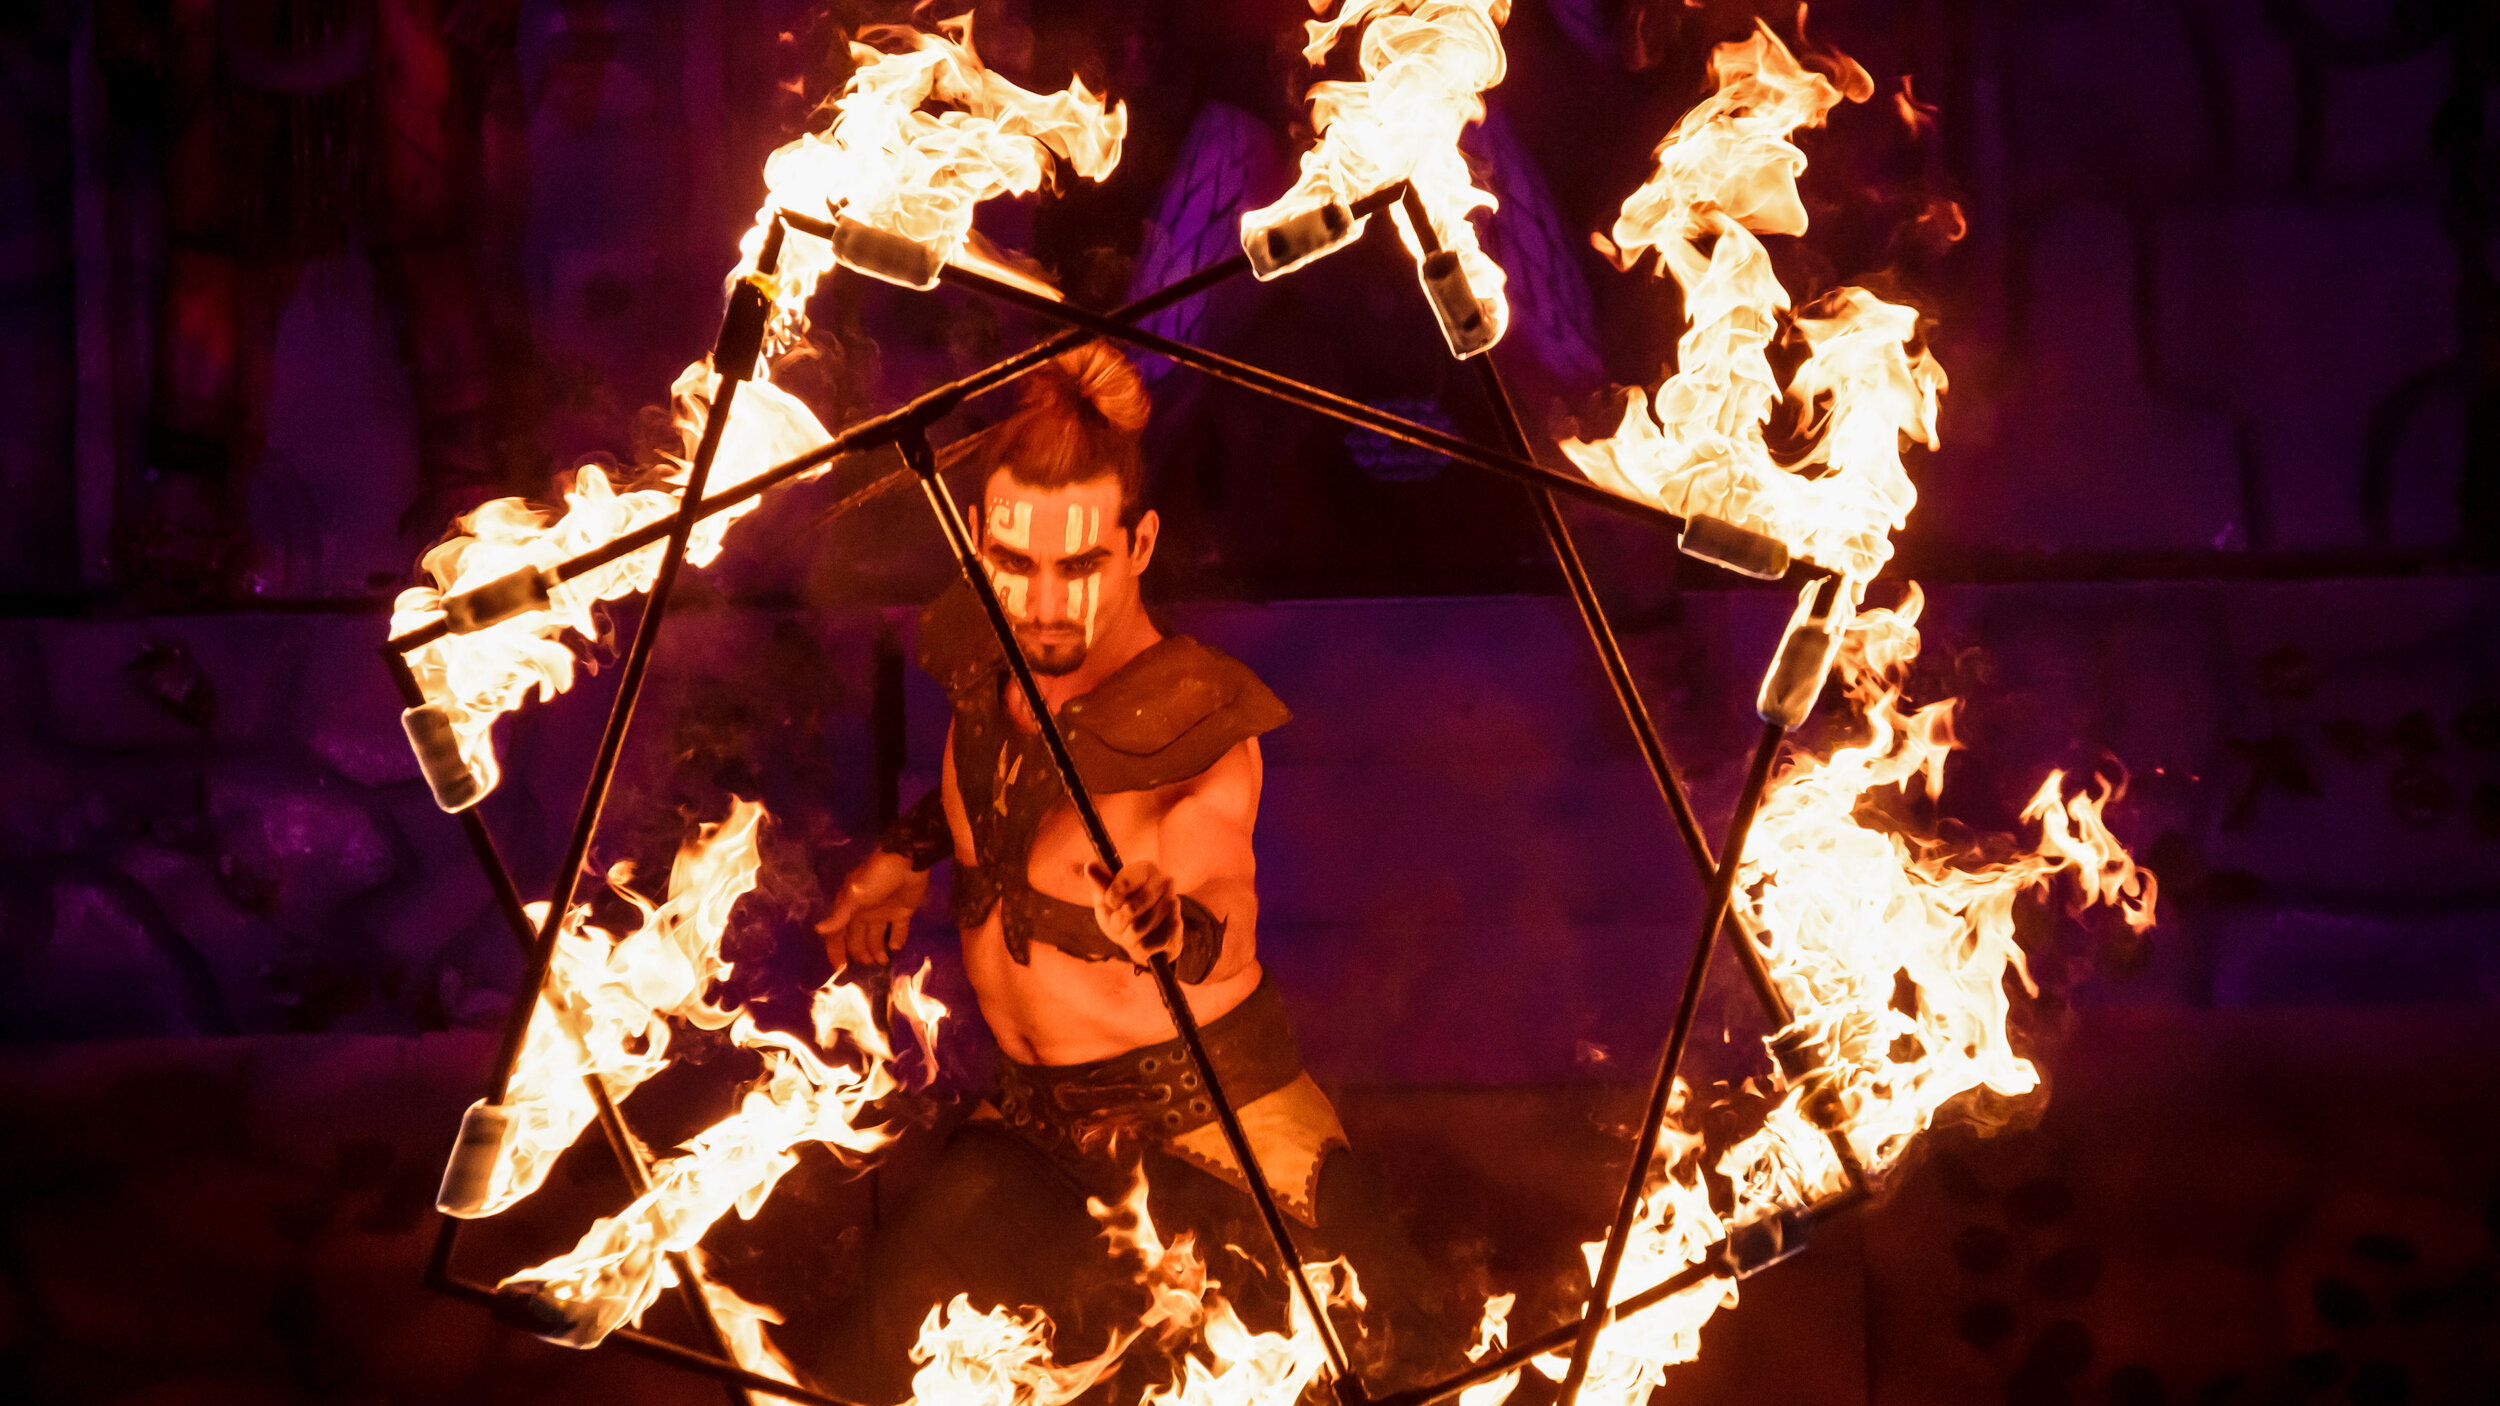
[479,797,947,1359]
[450,798,780,1218]
[391,375,827,804]
[733,13,1126,337]
[1242,0,1514,352]
[392,17,1125,808]
[852,1174,1363,1406]
[435,797,946,1340]
[1538,24,2154,1406]
[1560,22,1933,592]
[503,964,942,1351]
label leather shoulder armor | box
[1059,637,1289,791]
[917,583,1290,793]
[917,583,1288,966]
[916,583,1007,703]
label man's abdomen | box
[959,913,1262,1066]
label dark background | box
[0,1,2495,1403]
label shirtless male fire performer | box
[812,345,1443,1400]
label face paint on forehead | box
[986,498,1034,550]
[1064,503,1102,555]
[983,496,1037,620]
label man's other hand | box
[817,851,930,971]
[1087,860,1180,967]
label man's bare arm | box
[1090,737,1262,983]
[817,722,966,970]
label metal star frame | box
[384,179,1871,1406]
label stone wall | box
[8,580,2494,1062]
[2,0,2488,595]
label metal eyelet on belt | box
[1162,1110,1181,1128]
[1178,1072,1199,1090]
[1190,1098,1209,1115]
[1140,1058,1160,1074]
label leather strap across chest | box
[918,584,1290,967]
[948,683,1128,963]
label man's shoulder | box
[916,583,1005,701]
[1061,633,1289,793]
[915,583,1288,791]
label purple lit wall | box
[0,1,2493,1403]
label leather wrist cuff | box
[1173,895,1226,984]
[877,789,952,872]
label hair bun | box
[1030,342,1150,434]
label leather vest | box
[918,585,1290,966]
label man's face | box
[974,470,1157,676]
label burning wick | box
[1244,199,1360,279]
[402,703,485,813]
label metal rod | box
[387,186,1412,658]
[1483,375,1714,881]
[479,330,755,1108]
[932,261,1715,544]
[1550,719,1785,1406]
[899,430,1362,1391]
[428,1268,864,1406]
[388,534,761,1406]
[1374,1184,1873,1406]
[1396,183,1712,886]
[1387,191,1882,1291]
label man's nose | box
[1031,567,1075,625]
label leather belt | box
[993,974,1303,1161]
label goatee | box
[1022,636,1087,676]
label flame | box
[452,799,776,1218]
[1524,1086,1734,1404]
[394,14,1125,807]
[1560,22,1929,590]
[1094,1174,1362,1406]
[1735,587,2155,1181]
[1539,615,2155,1406]
[458,795,946,1365]
[1454,1293,1520,1406]
[1242,0,1514,343]
[1528,25,2152,1406]
[700,1258,806,1386]
[888,1174,1359,1406]
[906,1295,1133,1406]
[390,370,827,803]
[734,14,1125,340]
[501,954,944,1349]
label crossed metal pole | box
[391,183,1866,1406]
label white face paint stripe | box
[986,561,1030,619]
[986,498,1034,550]
[1064,503,1101,555]
[984,498,1036,620]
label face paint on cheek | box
[1061,505,1106,643]
[1076,572,1103,646]
[983,497,1037,619]
[986,563,1031,619]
